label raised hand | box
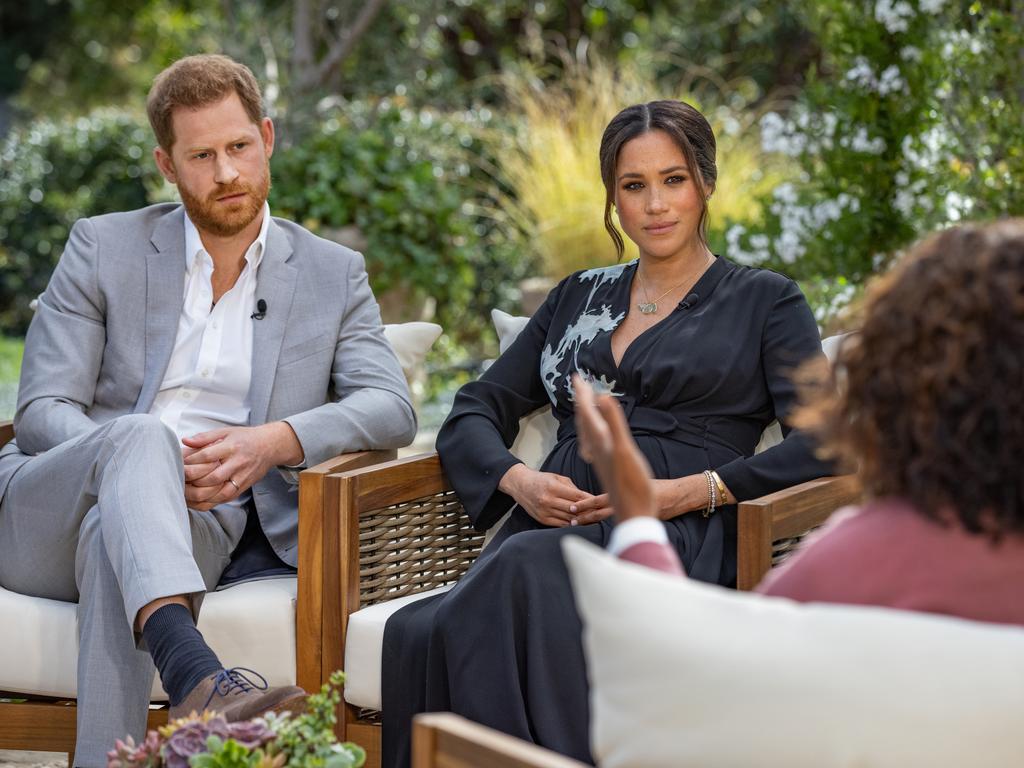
[573,374,658,521]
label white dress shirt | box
[150,203,269,509]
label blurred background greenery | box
[1,0,1022,423]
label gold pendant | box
[637,302,658,314]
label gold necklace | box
[635,255,711,315]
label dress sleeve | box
[714,278,834,500]
[436,279,567,530]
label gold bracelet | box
[710,470,728,504]
[702,470,716,518]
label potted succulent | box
[107,672,364,768]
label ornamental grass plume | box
[493,55,785,278]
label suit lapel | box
[135,207,187,413]
[248,218,297,425]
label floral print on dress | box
[539,261,635,405]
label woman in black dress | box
[381,100,831,766]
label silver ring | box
[229,478,241,491]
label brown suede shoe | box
[168,667,306,722]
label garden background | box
[1,0,1022,426]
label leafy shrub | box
[727,0,1024,281]
[0,109,162,335]
[272,102,521,344]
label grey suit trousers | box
[0,414,239,766]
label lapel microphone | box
[251,299,267,320]
[680,292,700,310]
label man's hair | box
[146,54,264,151]
[796,219,1024,538]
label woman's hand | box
[498,463,596,527]
[573,375,734,521]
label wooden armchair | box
[413,713,586,768]
[326,451,862,767]
[0,420,394,759]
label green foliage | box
[271,101,521,344]
[726,0,1024,281]
[0,109,163,334]
[268,671,365,768]
[0,337,23,384]
[11,0,227,116]
[191,736,268,768]
[0,337,23,421]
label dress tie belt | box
[555,395,759,457]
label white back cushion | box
[563,537,1024,768]
[382,321,443,380]
[491,309,558,469]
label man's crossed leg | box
[0,414,303,766]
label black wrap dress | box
[381,256,831,766]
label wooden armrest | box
[320,452,485,681]
[293,447,396,693]
[0,421,13,447]
[413,713,588,768]
[736,475,861,591]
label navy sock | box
[142,603,223,706]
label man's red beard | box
[178,164,271,237]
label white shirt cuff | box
[607,516,670,556]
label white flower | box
[759,112,807,157]
[847,126,887,154]
[822,112,839,138]
[844,57,876,89]
[874,0,914,33]
[900,45,922,61]
[919,0,945,13]
[894,187,918,218]
[944,191,973,222]
[773,183,799,205]
[877,65,907,96]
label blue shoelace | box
[202,666,269,710]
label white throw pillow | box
[562,537,1024,768]
[383,321,443,381]
[491,309,558,470]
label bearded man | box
[0,55,416,766]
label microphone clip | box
[251,299,267,320]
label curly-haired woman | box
[576,219,1024,624]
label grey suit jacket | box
[0,204,416,565]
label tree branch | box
[292,0,315,85]
[313,0,390,89]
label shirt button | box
[201,369,210,378]
[211,321,219,329]
[182,389,194,400]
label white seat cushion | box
[563,537,1024,768]
[343,585,452,710]
[0,577,297,700]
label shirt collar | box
[183,201,271,273]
